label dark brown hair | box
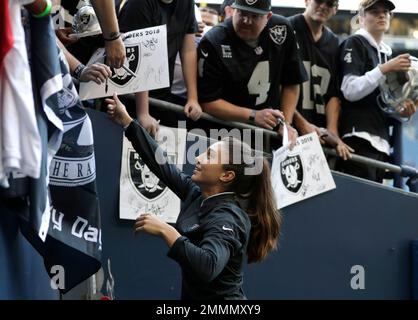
[221,137,282,263]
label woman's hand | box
[106,93,133,127]
[134,213,167,236]
[134,213,181,247]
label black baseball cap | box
[231,0,271,15]
[359,0,395,12]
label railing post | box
[391,120,404,189]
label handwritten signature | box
[142,38,158,51]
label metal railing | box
[145,96,418,192]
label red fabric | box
[0,0,14,67]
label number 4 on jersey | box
[247,61,271,106]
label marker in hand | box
[121,65,137,78]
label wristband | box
[32,0,52,18]
[248,109,256,124]
[103,33,121,42]
[73,63,86,80]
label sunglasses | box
[313,0,339,8]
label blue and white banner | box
[17,15,101,294]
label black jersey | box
[197,15,307,110]
[118,0,197,91]
[288,14,340,128]
[339,34,391,142]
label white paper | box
[119,126,187,223]
[79,25,169,100]
[271,133,336,209]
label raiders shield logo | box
[269,25,287,45]
[280,154,304,193]
[245,0,258,5]
[109,45,140,86]
[80,14,90,25]
[129,150,173,200]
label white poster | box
[79,25,169,100]
[119,126,187,223]
[271,133,336,209]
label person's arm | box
[106,94,196,200]
[342,53,411,102]
[280,84,299,124]
[126,122,194,199]
[340,69,384,102]
[293,111,321,136]
[57,39,79,74]
[201,99,252,123]
[202,100,284,130]
[167,213,243,282]
[279,84,299,146]
[180,34,202,121]
[55,27,78,47]
[90,0,125,69]
[325,97,354,160]
[57,38,112,84]
[340,36,373,102]
[134,213,181,247]
[325,97,340,135]
[340,37,411,102]
[134,91,159,137]
[341,54,410,101]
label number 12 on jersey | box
[301,61,331,114]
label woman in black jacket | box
[106,94,282,300]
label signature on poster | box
[142,38,158,51]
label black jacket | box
[125,121,251,300]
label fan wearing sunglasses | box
[288,0,354,161]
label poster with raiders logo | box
[119,126,187,223]
[271,133,336,209]
[79,25,169,100]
